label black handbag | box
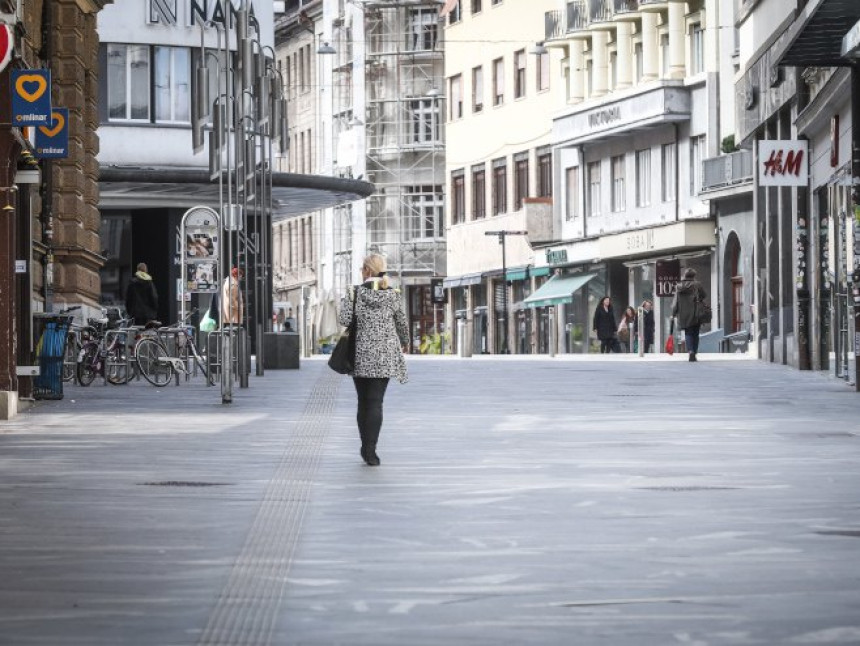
[328,287,358,374]
[695,297,712,326]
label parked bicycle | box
[75,315,133,386]
[57,306,83,383]
[133,312,210,387]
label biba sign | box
[758,140,808,187]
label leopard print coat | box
[338,283,409,383]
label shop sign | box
[655,259,680,297]
[34,108,69,159]
[546,248,568,265]
[147,0,258,28]
[758,140,808,187]
[11,69,52,126]
[431,278,447,304]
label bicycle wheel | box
[63,334,80,383]
[106,343,130,385]
[76,345,99,387]
[136,338,173,386]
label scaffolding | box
[331,0,446,285]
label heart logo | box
[16,74,47,102]
[39,112,65,138]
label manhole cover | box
[140,481,231,487]
[815,530,860,538]
[637,486,739,492]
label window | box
[611,155,625,212]
[299,47,306,91]
[587,161,601,217]
[447,1,461,23]
[660,33,669,77]
[690,135,705,195]
[537,146,552,197]
[609,51,617,90]
[408,8,438,52]
[689,22,704,75]
[635,149,651,207]
[492,0,502,4]
[410,98,440,143]
[449,74,463,119]
[472,163,486,219]
[472,66,484,113]
[661,142,676,202]
[565,166,579,220]
[514,152,529,210]
[154,46,190,123]
[471,0,482,13]
[406,185,444,239]
[536,50,549,92]
[492,157,507,215]
[107,44,151,121]
[514,50,526,99]
[452,170,465,224]
[585,58,593,97]
[492,57,504,106]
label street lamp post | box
[485,230,528,354]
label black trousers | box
[353,377,390,450]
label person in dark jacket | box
[125,262,159,325]
[640,299,655,353]
[338,253,409,466]
[672,267,707,361]
[592,296,617,354]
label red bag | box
[665,335,674,356]
[665,317,675,355]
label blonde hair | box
[362,253,389,289]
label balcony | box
[546,0,643,42]
[700,150,753,195]
[638,0,669,12]
[612,0,640,19]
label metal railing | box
[545,9,565,41]
[613,0,639,14]
[568,0,589,31]
[589,0,613,22]
[701,150,753,192]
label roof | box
[776,0,860,67]
[99,166,374,221]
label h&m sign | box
[147,0,257,27]
[758,140,808,187]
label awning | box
[99,165,375,222]
[523,273,597,308]
[506,266,552,281]
[442,272,483,288]
[775,0,860,68]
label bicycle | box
[134,312,210,387]
[76,316,133,386]
[57,306,83,383]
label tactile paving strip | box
[197,371,340,646]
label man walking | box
[125,262,159,326]
[672,267,707,361]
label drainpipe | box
[40,0,53,311]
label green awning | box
[505,266,552,281]
[523,273,597,308]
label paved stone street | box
[1,355,859,645]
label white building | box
[542,0,726,353]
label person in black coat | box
[592,296,617,354]
[640,299,655,353]
[125,262,159,325]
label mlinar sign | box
[758,140,808,187]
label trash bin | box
[33,314,73,400]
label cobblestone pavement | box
[1,355,859,645]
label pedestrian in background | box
[125,262,159,326]
[672,267,707,362]
[617,306,637,352]
[640,299,655,353]
[221,267,244,325]
[338,253,409,466]
[592,296,617,354]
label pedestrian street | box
[1,355,859,645]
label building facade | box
[443,0,560,355]
[1,0,112,419]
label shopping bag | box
[199,311,217,332]
[665,317,675,355]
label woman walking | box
[592,296,617,354]
[617,306,637,353]
[338,254,409,466]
